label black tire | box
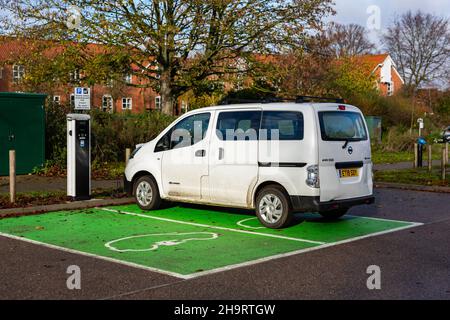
[133,175,161,211]
[255,185,292,229]
[319,208,349,220]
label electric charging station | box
[67,114,91,200]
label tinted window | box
[216,111,262,141]
[319,111,367,141]
[260,111,304,140]
[171,113,210,148]
[155,113,210,152]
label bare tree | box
[384,11,450,90]
[323,22,375,58]
[0,0,334,115]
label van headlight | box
[306,165,320,188]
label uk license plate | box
[339,169,359,178]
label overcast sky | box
[331,0,450,46]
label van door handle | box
[195,149,206,157]
[218,148,224,160]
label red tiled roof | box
[356,53,390,70]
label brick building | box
[358,53,404,96]
[0,37,186,114]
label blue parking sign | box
[76,88,82,95]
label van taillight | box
[338,105,346,111]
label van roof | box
[187,102,361,114]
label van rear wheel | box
[319,208,348,220]
[255,186,292,229]
[133,176,161,211]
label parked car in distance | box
[124,100,375,229]
[442,126,450,143]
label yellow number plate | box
[339,169,359,178]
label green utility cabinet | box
[0,92,47,176]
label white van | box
[124,100,374,229]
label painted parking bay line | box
[0,206,423,279]
[100,206,423,278]
[100,207,325,245]
[0,208,321,278]
[107,204,423,243]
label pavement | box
[0,187,449,300]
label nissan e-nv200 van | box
[124,100,375,229]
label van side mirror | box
[155,134,170,152]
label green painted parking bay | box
[0,205,422,279]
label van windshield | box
[318,111,368,141]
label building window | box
[124,74,132,84]
[53,96,61,104]
[387,82,394,96]
[102,95,113,112]
[70,94,75,107]
[122,97,132,110]
[69,69,80,83]
[13,65,25,83]
[155,96,161,110]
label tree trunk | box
[160,69,175,115]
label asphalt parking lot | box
[0,187,449,300]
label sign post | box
[74,87,91,111]
[417,118,424,137]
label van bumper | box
[290,195,375,213]
[123,174,133,196]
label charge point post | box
[9,150,16,203]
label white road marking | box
[99,207,325,245]
[236,217,265,229]
[0,232,189,279]
[105,232,219,252]
[0,208,425,281]
[181,222,424,279]
[347,215,424,225]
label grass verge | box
[374,166,450,187]
[0,188,127,209]
[372,149,445,164]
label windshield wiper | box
[342,139,350,149]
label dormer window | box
[124,73,132,84]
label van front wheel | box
[134,176,161,211]
[319,208,348,220]
[255,186,292,229]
